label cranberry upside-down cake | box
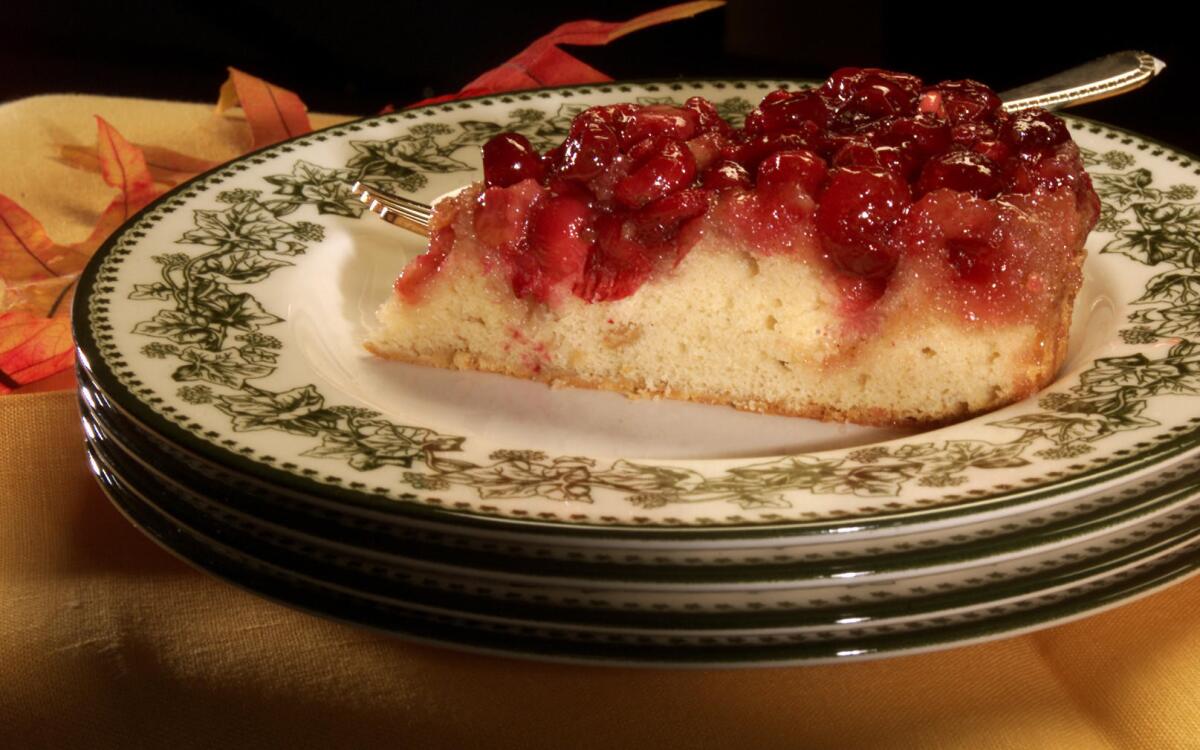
[366,69,1100,426]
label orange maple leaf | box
[0,118,162,393]
[216,67,312,148]
[60,141,218,187]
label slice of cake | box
[366,69,1100,426]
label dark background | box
[3,1,1196,152]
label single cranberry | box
[823,67,865,101]
[482,133,545,188]
[684,96,733,136]
[875,114,952,158]
[755,89,834,132]
[815,168,912,278]
[832,138,917,180]
[526,195,593,288]
[613,139,697,209]
[926,80,1001,124]
[760,89,793,108]
[757,149,827,195]
[616,105,699,147]
[632,189,709,245]
[557,120,620,181]
[685,131,727,171]
[972,139,1010,164]
[916,151,1002,199]
[951,121,997,147]
[702,160,753,190]
[839,70,923,119]
[1001,110,1070,152]
[575,214,654,302]
[728,129,822,169]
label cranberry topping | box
[1001,110,1071,152]
[924,80,1001,124]
[444,68,1095,315]
[757,150,826,195]
[816,168,912,279]
[916,151,1003,199]
[482,133,545,188]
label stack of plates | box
[73,80,1200,667]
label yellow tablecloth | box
[2,95,1200,749]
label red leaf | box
[454,1,723,97]
[216,67,312,148]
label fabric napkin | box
[3,94,1200,750]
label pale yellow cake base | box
[366,236,1066,427]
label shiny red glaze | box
[926,80,1001,124]
[575,214,655,302]
[513,195,593,301]
[482,133,545,188]
[684,96,733,135]
[615,104,699,147]
[1001,110,1071,152]
[915,151,1003,199]
[702,160,753,190]
[757,149,827,195]
[557,120,619,181]
[832,138,918,180]
[613,138,697,208]
[815,168,912,278]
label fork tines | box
[349,181,434,237]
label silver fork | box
[349,181,433,236]
[351,50,1164,238]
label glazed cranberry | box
[839,70,923,119]
[482,133,545,188]
[832,138,917,180]
[757,149,827,195]
[616,105,699,147]
[728,129,822,169]
[815,168,912,278]
[523,195,593,291]
[875,115,952,158]
[613,139,697,209]
[754,90,834,132]
[951,121,997,147]
[556,120,620,181]
[575,214,654,302]
[632,189,709,245]
[972,139,1010,164]
[702,160,753,190]
[915,151,1003,199]
[925,80,1001,124]
[1001,110,1070,152]
[760,89,793,108]
[823,67,864,101]
[684,96,733,135]
[685,131,727,171]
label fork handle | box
[998,51,1165,112]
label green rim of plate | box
[80,374,1200,589]
[86,414,1200,633]
[88,437,1200,664]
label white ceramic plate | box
[74,80,1200,539]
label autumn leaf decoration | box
[0,117,160,393]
